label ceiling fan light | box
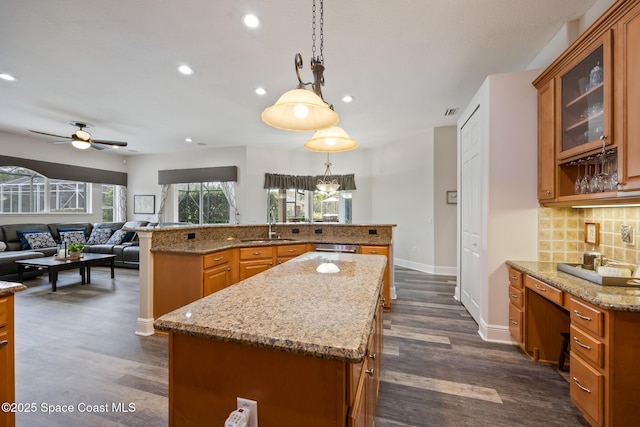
[304,125,358,152]
[75,129,91,141]
[261,88,339,132]
[71,139,91,150]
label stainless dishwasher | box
[313,243,360,254]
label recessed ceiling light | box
[341,95,354,103]
[243,13,260,28]
[0,73,17,81]
[255,87,266,96]
[177,65,194,75]
[185,138,193,143]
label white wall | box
[433,126,458,274]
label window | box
[178,182,229,224]
[102,184,114,222]
[0,166,90,214]
[266,188,352,223]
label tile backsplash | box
[538,206,640,266]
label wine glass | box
[580,162,590,194]
[574,161,582,194]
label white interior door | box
[460,106,482,323]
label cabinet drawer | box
[525,276,563,305]
[276,244,307,257]
[570,325,604,368]
[203,250,232,269]
[568,297,604,338]
[508,267,523,289]
[239,246,274,260]
[570,353,603,426]
[0,296,7,328]
[508,303,523,344]
[508,285,523,309]
[361,246,388,256]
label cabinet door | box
[616,2,640,190]
[557,31,612,161]
[203,263,231,297]
[361,246,391,310]
[538,79,556,200]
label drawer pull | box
[213,257,224,261]
[287,249,297,253]
[573,310,592,321]
[510,275,518,280]
[365,368,374,377]
[509,293,518,299]
[509,318,518,325]
[573,337,591,350]
[0,340,8,349]
[369,251,378,254]
[369,353,376,360]
[252,252,262,255]
[572,377,591,394]
[534,284,546,292]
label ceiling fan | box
[28,121,128,150]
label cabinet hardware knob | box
[534,284,546,292]
[227,267,231,271]
[573,336,592,350]
[572,377,591,394]
[365,368,374,377]
[0,340,8,349]
[545,190,552,195]
[573,310,592,321]
[369,353,376,360]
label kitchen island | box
[155,252,386,426]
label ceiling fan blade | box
[91,139,128,147]
[90,143,109,150]
[28,130,72,139]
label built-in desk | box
[506,261,640,427]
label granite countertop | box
[506,260,640,312]
[154,252,387,362]
[151,237,385,254]
[0,281,27,297]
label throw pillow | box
[16,229,48,250]
[0,241,6,251]
[60,230,87,245]
[106,229,126,245]
[86,228,112,245]
[24,232,57,249]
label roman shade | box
[0,155,127,186]
[158,166,238,185]
[263,173,356,191]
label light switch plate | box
[621,225,634,244]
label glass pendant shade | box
[304,125,358,152]
[261,88,339,132]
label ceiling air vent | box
[444,108,459,116]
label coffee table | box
[15,253,116,292]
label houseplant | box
[67,243,85,258]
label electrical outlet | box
[237,397,258,427]
[621,225,634,244]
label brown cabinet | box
[507,264,640,426]
[276,243,308,264]
[360,245,392,311]
[203,251,236,297]
[0,295,16,427]
[534,0,640,205]
[239,246,274,281]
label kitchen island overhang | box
[154,251,386,426]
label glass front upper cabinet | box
[558,33,612,160]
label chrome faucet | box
[268,210,277,239]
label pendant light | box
[304,125,358,152]
[316,153,340,193]
[261,0,339,132]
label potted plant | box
[67,243,85,258]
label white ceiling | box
[0,0,595,155]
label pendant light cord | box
[312,0,324,63]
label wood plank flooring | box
[9,265,588,426]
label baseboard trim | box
[135,317,155,336]
[478,317,512,344]
[394,258,457,276]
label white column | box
[135,230,155,336]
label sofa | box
[0,221,149,280]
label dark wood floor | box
[10,266,588,426]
